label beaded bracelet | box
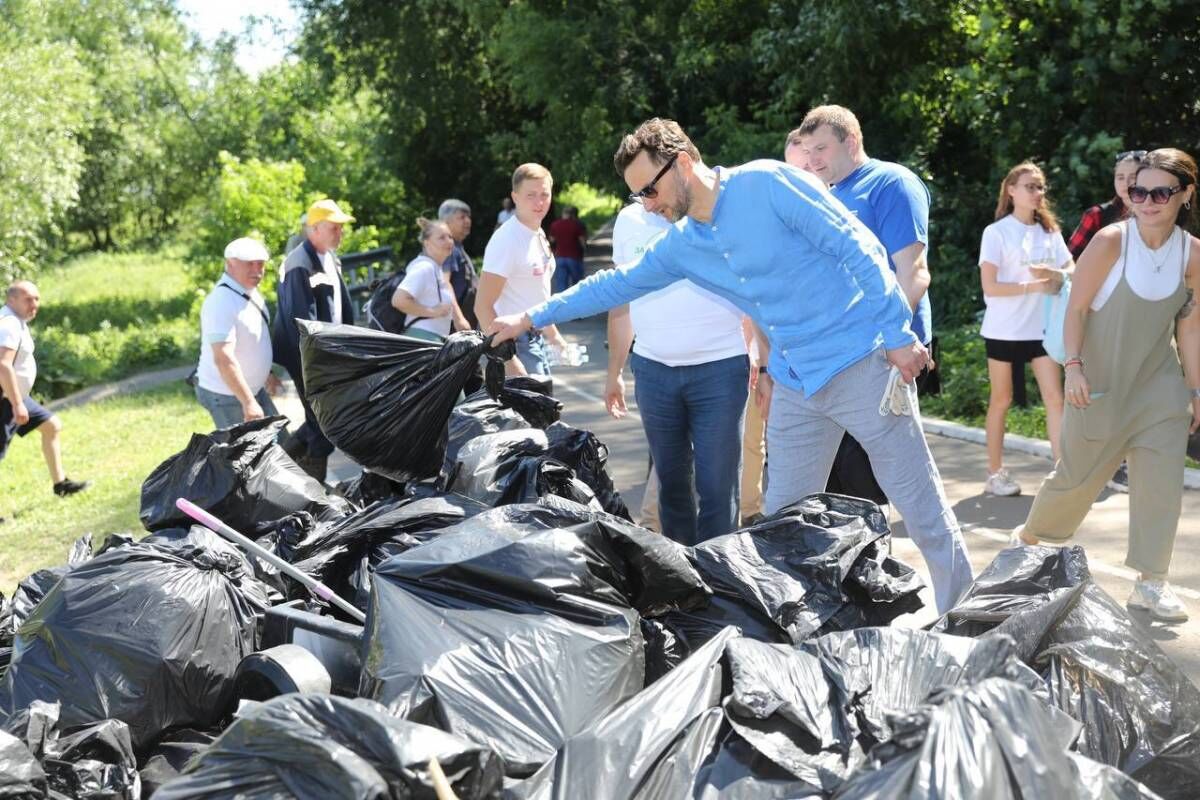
[1064,357,1083,369]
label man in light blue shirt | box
[488,118,972,611]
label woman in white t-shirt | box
[391,218,471,341]
[978,161,1074,496]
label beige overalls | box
[1023,221,1192,578]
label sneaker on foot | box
[1106,463,1129,493]
[53,478,91,497]
[1128,579,1189,622]
[985,469,1021,497]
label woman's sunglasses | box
[1128,184,1185,204]
[1115,150,1147,164]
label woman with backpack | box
[382,217,471,341]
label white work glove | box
[878,366,915,417]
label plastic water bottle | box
[548,342,589,367]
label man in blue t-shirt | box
[797,105,932,345]
[796,106,935,507]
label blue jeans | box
[763,348,973,612]
[630,352,748,546]
[196,385,278,430]
[516,331,552,376]
[553,257,584,293]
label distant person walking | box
[978,162,1072,496]
[1,281,89,523]
[495,197,515,229]
[196,237,281,428]
[549,205,588,292]
[1067,149,1145,493]
[390,217,471,342]
[1015,148,1200,623]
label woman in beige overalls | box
[1016,148,1200,622]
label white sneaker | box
[985,469,1021,497]
[1128,579,1189,622]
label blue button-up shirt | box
[529,159,916,395]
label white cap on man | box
[223,237,270,262]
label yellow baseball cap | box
[306,198,356,225]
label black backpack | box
[364,271,428,334]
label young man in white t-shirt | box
[196,237,281,429]
[604,203,750,545]
[475,163,569,375]
[1,281,89,523]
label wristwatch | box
[1191,387,1200,399]
[758,366,768,374]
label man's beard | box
[658,173,691,222]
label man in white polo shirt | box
[196,237,280,429]
[1,281,89,524]
[603,202,750,545]
[475,163,569,376]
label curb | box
[46,364,194,412]
[923,415,1200,491]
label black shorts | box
[984,337,1047,364]
[1,394,53,462]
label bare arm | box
[475,272,526,375]
[212,343,262,421]
[891,242,931,311]
[1177,236,1200,431]
[391,287,450,321]
[979,261,1056,298]
[443,269,471,332]
[0,347,27,425]
[604,305,634,418]
[1061,227,1123,408]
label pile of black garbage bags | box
[0,323,1196,799]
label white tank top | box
[1091,224,1187,311]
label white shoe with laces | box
[1127,579,1189,622]
[985,469,1021,497]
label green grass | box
[0,382,212,593]
[29,249,204,399]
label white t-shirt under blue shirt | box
[612,204,745,367]
[832,158,932,344]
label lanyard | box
[219,281,269,326]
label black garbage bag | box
[359,501,708,775]
[447,425,630,518]
[1,527,269,750]
[138,728,217,797]
[335,470,409,508]
[0,727,44,798]
[140,416,350,532]
[650,494,923,671]
[510,627,739,800]
[832,677,1163,800]
[493,375,560,426]
[933,545,1200,799]
[444,377,562,473]
[446,428,604,511]
[2,700,140,800]
[279,492,489,606]
[298,322,514,481]
[154,693,504,800]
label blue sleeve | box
[529,230,684,327]
[768,169,916,349]
[874,172,929,255]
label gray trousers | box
[764,348,973,612]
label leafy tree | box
[0,5,93,279]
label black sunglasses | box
[1128,184,1185,204]
[628,154,678,203]
[1115,150,1147,164]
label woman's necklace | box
[1141,226,1175,273]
